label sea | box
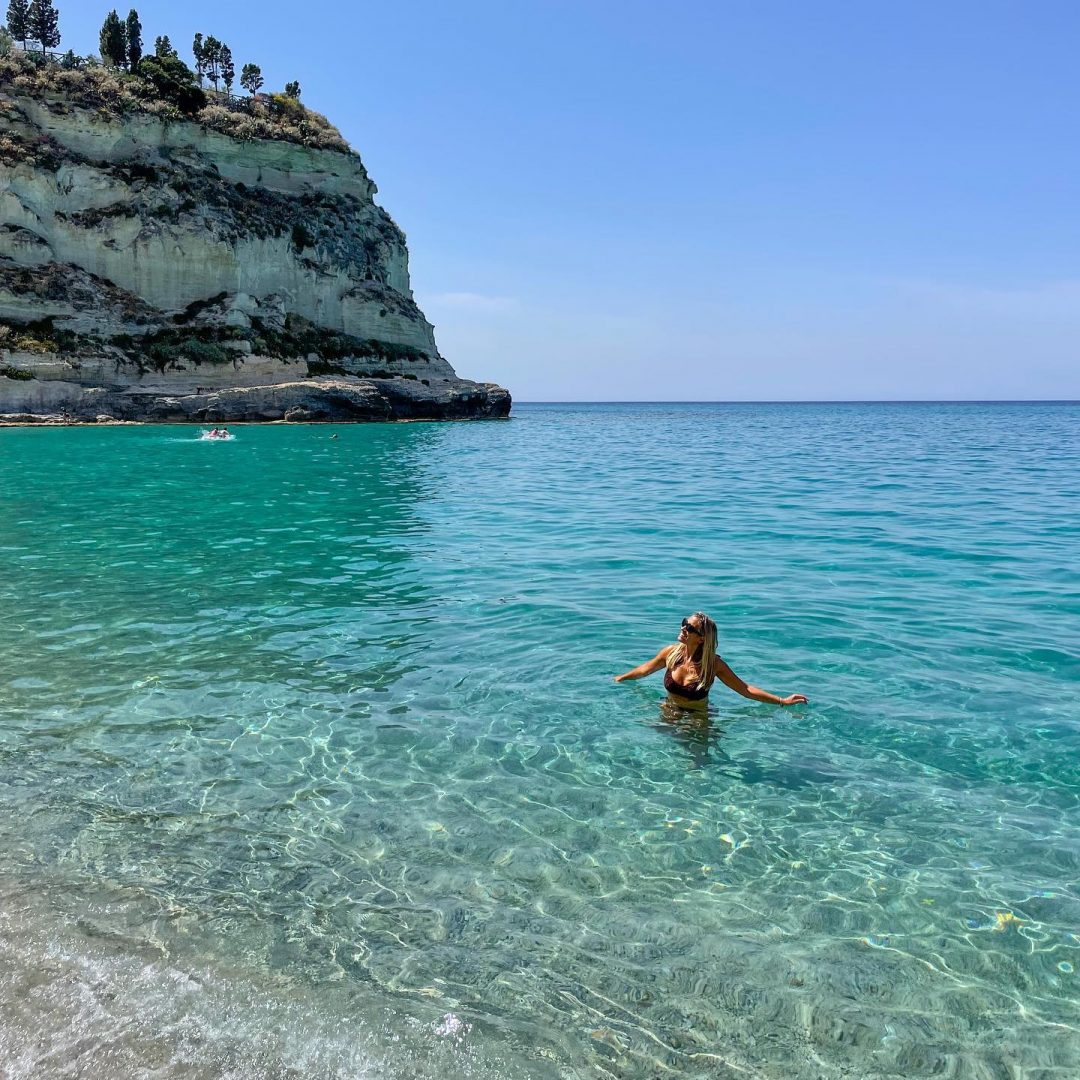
[0,401,1077,1079]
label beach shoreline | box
[0,873,545,1080]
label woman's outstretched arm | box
[713,658,808,705]
[614,646,673,682]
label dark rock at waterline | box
[0,376,511,425]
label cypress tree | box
[192,32,204,85]
[153,34,175,59]
[125,9,141,70]
[220,44,234,99]
[26,0,58,54]
[284,81,300,99]
[5,0,29,50]
[202,34,221,91]
[99,10,125,68]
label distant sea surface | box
[1,402,1078,1079]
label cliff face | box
[0,82,510,423]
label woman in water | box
[615,612,808,707]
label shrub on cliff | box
[137,50,203,114]
[291,222,314,250]
[0,363,34,378]
[193,97,348,152]
[147,337,229,369]
[249,314,430,366]
[268,91,302,122]
[1,49,134,112]
[194,102,259,140]
[0,320,58,354]
[0,128,65,166]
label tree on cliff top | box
[26,0,58,54]
[240,62,262,98]
[99,10,125,68]
[220,42,234,98]
[202,34,222,91]
[153,34,176,59]
[5,0,29,51]
[191,32,204,84]
[125,9,142,71]
[284,80,300,99]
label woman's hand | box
[779,694,808,706]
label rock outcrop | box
[0,66,510,423]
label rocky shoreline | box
[0,350,511,424]
[0,385,512,423]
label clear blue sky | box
[64,1,1078,400]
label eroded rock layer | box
[0,89,510,422]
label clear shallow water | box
[0,402,1078,1079]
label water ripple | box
[0,403,1078,1078]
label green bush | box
[124,161,159,182]
[0,320,56,353]
[269,92,304,123]
[146,336,230,370]
[137,53,205,115]
[291,222,314,250]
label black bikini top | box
[663,668,710,700]
[664,644,718,700]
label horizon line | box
[512,399,1080,405]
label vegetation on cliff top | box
[0,4,350,153]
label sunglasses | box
[681,618,704,636]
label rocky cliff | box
[0,59,510,423]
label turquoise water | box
[1,402,1078,1078]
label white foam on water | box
[0,889,541,1080]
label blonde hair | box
[666,611,718,693]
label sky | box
[63,1,1079,400]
